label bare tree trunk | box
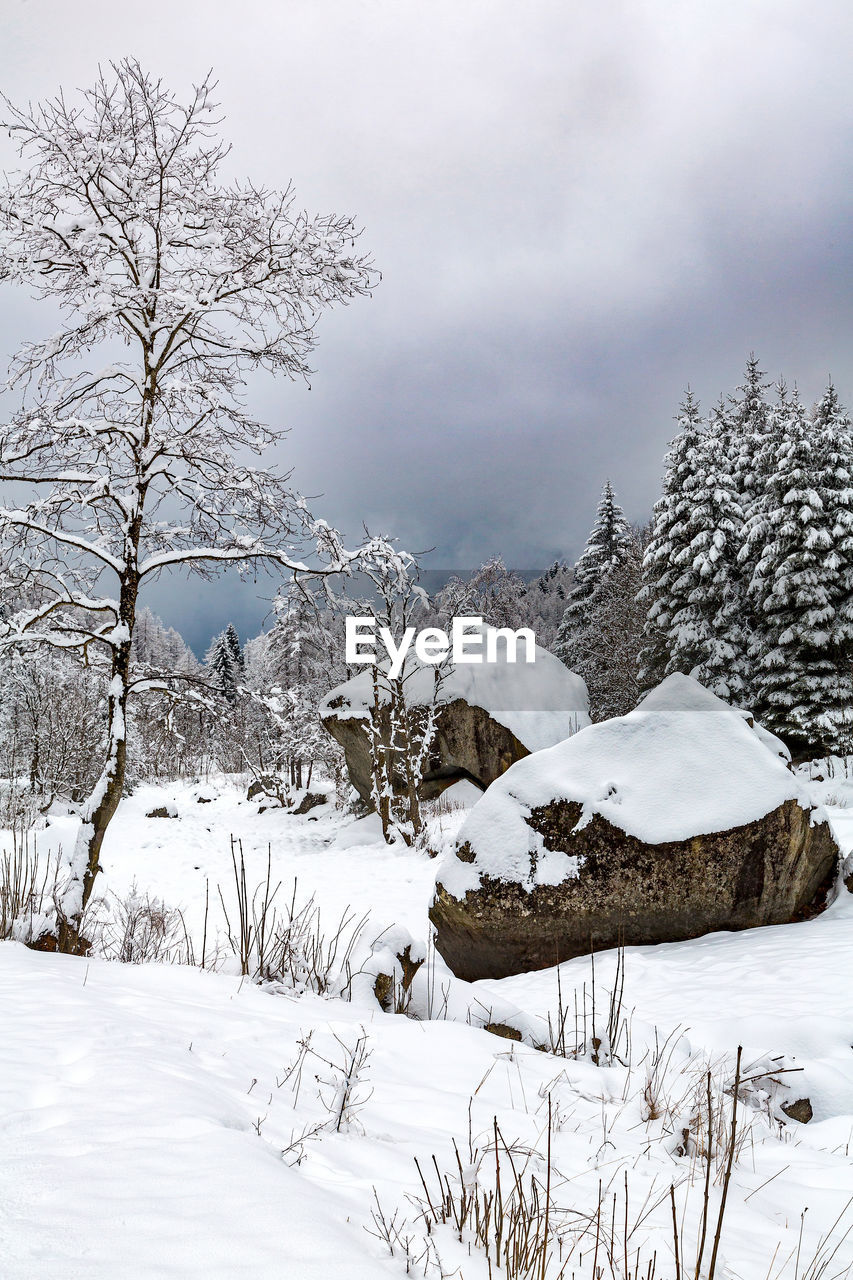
[368,666,392,841]
[57,572,138,954]
[394,678,422,842]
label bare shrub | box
[0,829,62,945]
[547,943,631,1067]
[217,839,368,994]
[275,1027,374,1154]
[414,1105,569,1279]
[91,883,193,965]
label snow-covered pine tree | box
[727,363,792,701]
[639,395,703,690]
[578,523,648,719]
[223,623,244,674]
[729,354,773,514]
[745,382,853,757]
[639,391,745,697]
[206,629,241,702]
[554,479,632,674]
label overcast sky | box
[3,0,853,651]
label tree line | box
[556,357,853,760]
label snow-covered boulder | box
[430,674,840,980]
[319,627,590,804]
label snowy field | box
[3,778,853,1278]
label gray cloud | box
[3,0,853,649]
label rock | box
[247,776,278,801]
[146,805,177,819]
[430,675,840,981]
[323,695,526,802]
[781,1097,813,1124]
[484,1022,522,1042]
[319,624,590,804]
[294,791,327,815]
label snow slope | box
[2,778,853,1277]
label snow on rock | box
[445,673,816,895]
[430,675,840,980]
[319,623,590,755]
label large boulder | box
[430,675,840,980]
[319,627,590,803]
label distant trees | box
[432,557,529,632]
[520,561,573,651]
[243,591,347,793]
[0,645,106,821]
[132,607,197,674]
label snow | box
[3,770,853,1277]
[320,622,591,753]
[437,674,821,896]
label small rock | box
[247,776,278,801]
[146,805,177,819]
[484,1022,522,1042]
[781,1097,813,1124]
[294,791,327,815]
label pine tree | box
[639,391,746,697]
[206,629,241,702]
[577,525,648,720]
[554,480,632,671]
[729,354,773,513]
[640,392,703,685]
[223,623,244,674]
[746,383,853,757]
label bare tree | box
[432,556,528,632]
[0,61,377,951]
[348,549,445,845]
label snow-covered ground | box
[3,777,853,1278]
